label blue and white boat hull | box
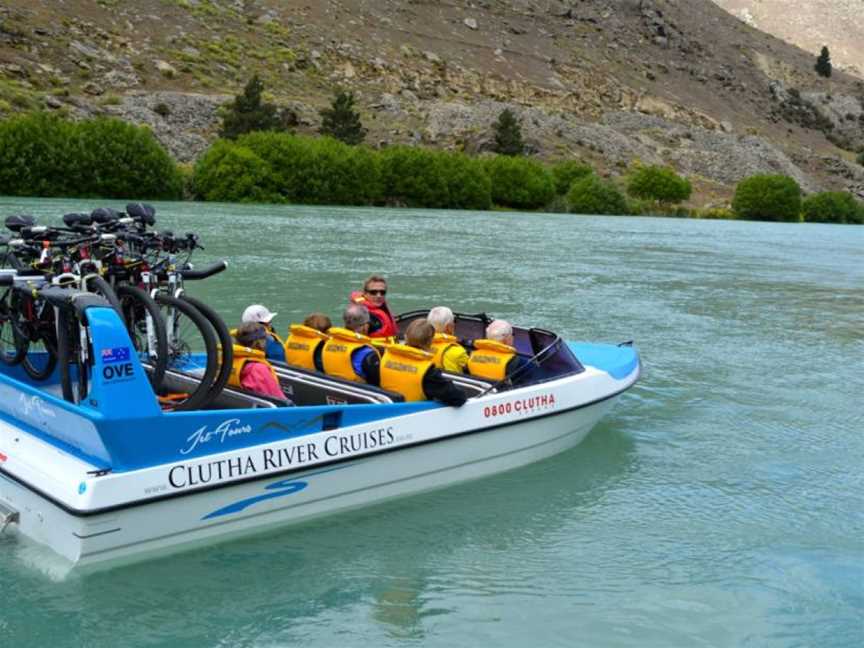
[1,359,637,573]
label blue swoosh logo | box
[202,465,350,520]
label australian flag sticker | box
[102,346,131,364]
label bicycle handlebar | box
[179,260,227,280]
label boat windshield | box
[395,310,584,387]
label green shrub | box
[0,113,182,199]
[288,136,381,206]
[0,112,77,197]
[732,174,802,222]
[380,146,450,208]
[627,164,692,204]
[856,151,864,166]
[695,207,736,220]
[801,191,861,224]
[192,140,276,203]
[852,200,864,225]
[74,118,183,199]
[237,131,311,200]
[567,174,629,215]
[485,155,554,209]
[439,152,491,210]
[551,160,593,195]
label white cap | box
[242,304,277,324]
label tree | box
[220,75,284,139]
[492,108,524,156]
[814,46,832,78]
[801,191,860,224]
[551,160,593,195]
[732,175,801,222]
[319,91,367,145]
[567,174,629,215]
[485,155,554,209]
[626,164,692,205]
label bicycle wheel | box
[181,295,233,403]
[155,294,218,411]
[22,302,58,381]
[0,290,26,366]
[116,285,168,390]
[86,275,123,314]
[56,308,89,404]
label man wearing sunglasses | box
[350,274,398,340]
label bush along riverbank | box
[1,113,862,223]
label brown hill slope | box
[1,0,862,202]
[712,0,864,76]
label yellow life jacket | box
[467,339,516,381]
[228,344,279,390]
[430,332,467,372]
[284,324,330,371]
[321,327,379,383]
[380,344,434,402]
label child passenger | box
[232,322,287,400]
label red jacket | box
[350,291,398,338]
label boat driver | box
[380,319,467,406]
[349,274,398,340]
[321,304,381,385]
[468,319,534,385]
[242,304,286,362]
[427,306,469,374]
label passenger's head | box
[405,318,435,351]
[427,306,455,335]
[343,303,371,334]
[362,274,388,307]
[235,322,268,352]
[242,304,277,327]
[486,319,514,346]
[303,312,332,333]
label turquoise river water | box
[0,198,861,647]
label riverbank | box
[1,113,862,223]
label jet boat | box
[0,303,639,572]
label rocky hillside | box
[712,0,864,77]
[1,0,863,203]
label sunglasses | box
[366,289,387,296]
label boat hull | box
[3,396,615,572]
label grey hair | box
[427,306,454,332]
[343,303,370,331]
[486,319,513,342]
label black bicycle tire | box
[22,304,58,381]
[116,285,169,390]
[180,295,233,403]
[155,294,219,411]
[87,275,123,314]
[0,290,27,366]
[56,308,77,403]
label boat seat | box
[272,362,405,405]
[208,385,292,409]
[442,371,495,397]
